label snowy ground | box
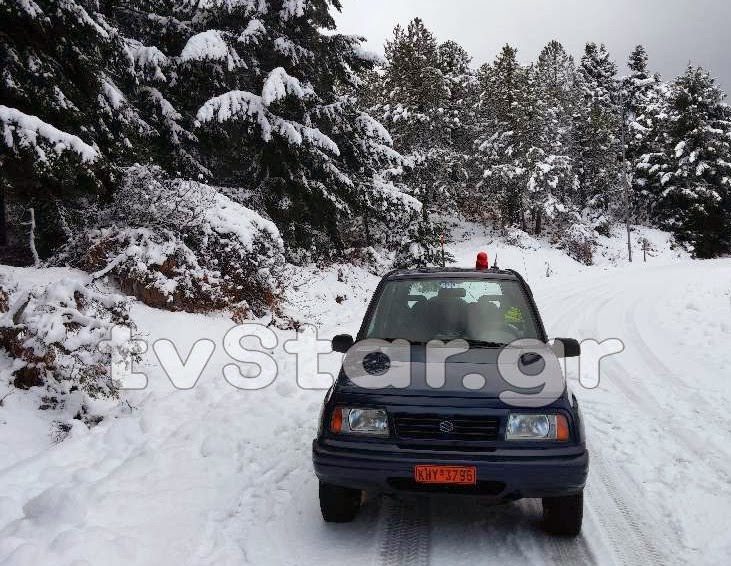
[1,226,730,566]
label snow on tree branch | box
[0,105,98,162]
[196,90,273,132]
[124,39,169,81]
[350,42,385,65]
[186,0,269,16]
[273,37,313,65]
[10,0,44,18]
[280,0,306,20]
[261,67,309,106]
[356,112,393,145]
[180,30,230,62]
[195,90,338,154]
[238,18,266,44]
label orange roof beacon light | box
[476,251,489,270]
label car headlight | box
[506,413,569,441]
[330,407,389,436]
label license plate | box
[414,465,477,485]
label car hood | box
[338,345,566,402]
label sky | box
[332,0,731,93]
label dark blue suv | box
[312,258,588,536]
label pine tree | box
[475,45,538,228]
[575,43,621,216]
[0,0,147,259]
[536,41,579,162]
[437,40,476,155]
[375,18,452,264]
[142,0,411,252]
[379,18,449,152]
[651,66,731,257]
[531,41,581,234]
[111,0,204,177]
[434,40,478,216]
[621,45,669,221]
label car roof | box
[384,267,521,281]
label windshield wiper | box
[374,338,429,345]
[464,339,508,349]
[373,338,506,348]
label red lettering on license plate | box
[414,465,477,485]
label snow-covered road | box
[1,250,730,565]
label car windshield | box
[365,278,540,345]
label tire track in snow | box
[378,498,431,566]
[541,278,668,565]
[586,450,665,566]
[587,451,668,566]
[578,278,680,565]
[621,293,731,483]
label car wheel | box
[319,481,362,523]
[542,491,583,536]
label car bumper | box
[313,439,589,499]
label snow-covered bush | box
[558,223,596,265]
[0,276,134,426]
[393,216,455,269]
[78,166,285,316]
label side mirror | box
[332,334,354,353]
[552,338,581,358]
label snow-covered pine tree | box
[536,41,579,164]
[475,45,538,228]
[530,41,581,235]
[435,39,480,216]
[437,40,477,159]
[524,149,579,236]
[379,18,450,152]
[324,91,420,251]
[623,45,657,157]
[375,18,453,266]
[167,0,407,254]
[110,0,205,178]
[650,66,731,257]
[621,45,669,221]
[0,0,150,260]
[575,43,621,218]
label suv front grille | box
[393,414,500,441]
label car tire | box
[542,491,583,536]
[319,481,362,523]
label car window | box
[366,278,539,344]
